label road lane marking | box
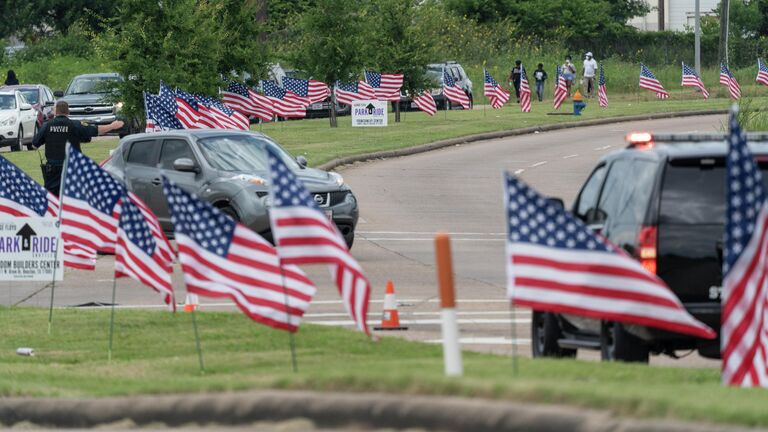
[529,161,548,168]
[513,169,525,175]
[562,154,578,159]
[424,337,531,345]
[594,145,612,151]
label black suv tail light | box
[637,225,658,274]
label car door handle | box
[151,178,162,186]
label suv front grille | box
[69,105,113,115]
[311,191,349,207]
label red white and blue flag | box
[722,108,768,386]
[553,65,568,110]
[144,92,182,131]
[598,63,608,108]
[174,88,201,129]
[413,91,437,116]
[757,58,768,86]
[364,71,403,101]
[483,69,510,109]
[682,63,709,99]
[195,94,250,130]
[266,146,371,334]
[158,82,190,129]
[503,173,715,339]
[442,70,470,110]
[283,77,330,106]
[519,66,531,112]
[720,64,742,100]
[334,81,377,106]
[222,81,272,121]
[115,194,175,308]
[639,64,669,99]
[163,179,316,331]
[262,80,306,118]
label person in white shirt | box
[582,52,598,98]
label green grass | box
[7,95,752,185]
[2,307,768,427]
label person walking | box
[582,52,598,98]
[508,60,522,103]
[4,70,19,85]
[533,63,548,102]
[561,56,577,96]
[32,100,124,195]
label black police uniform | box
[32,115,98,196]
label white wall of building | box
[629,0,719,32]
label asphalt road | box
[3,114,726,367]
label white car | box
[0,90,37,152]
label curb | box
[317,109,727,171]
[0,389,762,432]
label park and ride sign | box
[0,218,63,281]
[351,100,388,127]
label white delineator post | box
[435,232,463,377]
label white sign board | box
[351,100,388,127]
[0,218,63,281]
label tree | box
[0,0,116,40]
[96,0,269,121]
[369,0,436,122]
[288,0,370,127]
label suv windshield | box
[0,94,16,109]
[18,89,38,104]
[197,134,300,172]
[66,76,121,95]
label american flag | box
[722,108,768,386]
[334,81,377,106]
[442,70,470,110]
[553,65,568,110]
[144,92,181,131]
[483,69,510,109]
[115,194,175,308]
[222,81,271,121]
[412,91,437,116]
[61,147,123,254]
[519,66,531,112]
[720,64,742,100]
[639,64,669,99]
[283,77,330,105]
[163,179,316,332]
[682,63,709,99]
[364,71,403,102]
[266,146,370,334]
[757,58,768,86]
[503,173,715,339]
[247,88,275,122]
[195,94,250,130]
[174,88,201,128]
[159,82,189,128]
[0,156,96,270]
[598,63,608,108]
[262,80,306,118]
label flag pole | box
[107,277,118,361]
[503,171,519,377]
[48,143,70,334]
[279,264,299,373]
[482,65,487,118]
[191,306,205,373]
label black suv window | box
[160,139,196,170]
[575,164,607,221]
[126,140,159,167]
[597,159,657,227]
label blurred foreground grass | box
[2,307,768,427]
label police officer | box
[32,100,124,196]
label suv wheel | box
[600,321,650,363]
[219,205,240,222]
[531,311,576,358]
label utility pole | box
[658,0,665,31]
[695,0,701,74]
[719,0,730,65]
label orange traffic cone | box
[183,294,199,312]
[374,280,408,331]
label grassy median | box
[1,307,767,427]
[4,95,750,185]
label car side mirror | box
[587,224,605,235]
[173,158,198,173]
[45,100,54,106]
[296,155,308,168]
[53,90,64,98]
[20,103,32,111]
[547,197,565,209]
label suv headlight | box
[330,172,344,187]
[115,102,124,112]
[0,116,17,126]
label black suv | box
[534,132,768,363]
